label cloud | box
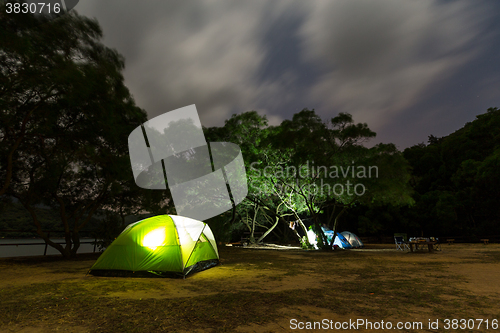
[75,0,496,147]
[77,0,298,127]
[298,0,490,130]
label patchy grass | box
[0,244,499,332]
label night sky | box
[75,0,500,149]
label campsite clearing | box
[0,243,499,332]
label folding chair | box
[432,238,442,251]
[395,236,410,251]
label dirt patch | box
[447,263,500,296]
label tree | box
[403,107,500,237]
[0,8,149,257]
[206,109,413,248]
[204,112,306,245]
[259,110,413,248]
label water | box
[0,238,101,258]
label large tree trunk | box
[256,206,281,243]
[70,230,80,257]
[330,206,347,248]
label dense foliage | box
[205,109,414,247]
[343,107,500,240]
[403,107,500,237]
[0,9,169,257]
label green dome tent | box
[89,215,219,278]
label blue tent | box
[327,230,352,249]
[307,227,352,249]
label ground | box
[0,243,499,332]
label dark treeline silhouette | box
[0,9,171,257]
[342,107,500,241]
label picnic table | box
[408,238,438,253]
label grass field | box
[0,243,499,332]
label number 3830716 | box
[5,2,62,14]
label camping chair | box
[395,236,410,251]
[432,238,442,251]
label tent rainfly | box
[341,231,364,248]
[89,215,219,278]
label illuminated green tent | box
[89,215,219,278]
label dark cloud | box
[78,0,295,127]
[75,0,500,148]
[298,0,496,132]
